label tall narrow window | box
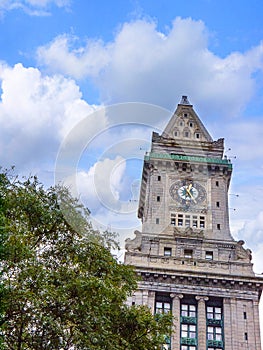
[180,301,197,349]
[193,216,198,228]
[178,214,183,226]
[157,195,160,202]
[157,175,161,181]
[156,218,160,224]
[200,216,205,228]
[217,224,221,230]
[155,295,172,350]
[185,215,191,227]
[171,213,176,226]
[206,304,224,349]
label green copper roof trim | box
[145,152,232,168]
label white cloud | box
[26,0,69,6]
[0,63,97,174]
[63,157,141,233]
[237,211,263,251]
[221,120,263,162]
[0,0,70,16]
[37,35,111,79]
[37,17,263,116]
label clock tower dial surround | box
[169,179,207,207]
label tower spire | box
[180,95,191,105]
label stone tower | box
[124,96,263,350]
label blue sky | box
[1,0,263,247]
[1,1,263,327]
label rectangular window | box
[245,332,248,341]
[207,306,222,320]
[178,214,184,226]
[185,215,191,227]
[157,175,161,181]
[244,311,247,319]
[169,213,206,229]
[200,216,205,228]
[181,303,197,317]
[206,251,213,260]
[164,247,172,256]
[216,201,220,208]
[157,195,160,202]
[216,181,219,187]
[217,224,221,230]
[207,326,222,341]
[193,216,198,228]
[156,218,160,224]
[184,249,193,259]
[181,324,196,339]
[155,301,171,314]
[171,213,176,226]
[195,133,200,139]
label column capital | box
[170,293,184,300]
[195,295,209,302]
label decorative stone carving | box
[125,230,142,252]
[173,227,204,238]
[236,240,252,261]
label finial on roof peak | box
[180,95,191,105]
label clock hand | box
[185,184,196,203]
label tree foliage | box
[0,169,171,350]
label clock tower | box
[125,96,263,350]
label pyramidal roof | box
[162,96,213,142]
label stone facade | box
[124,96,263,350]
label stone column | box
[196,296,209,350]
[170,293,183,350]
[148,290,156,314]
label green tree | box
[0,169,171,350]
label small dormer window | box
[184,128,190,138]
[195,133,200,139]
[189,121,193,127]
[184,113,188,117]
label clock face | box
[169,180,206,206]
